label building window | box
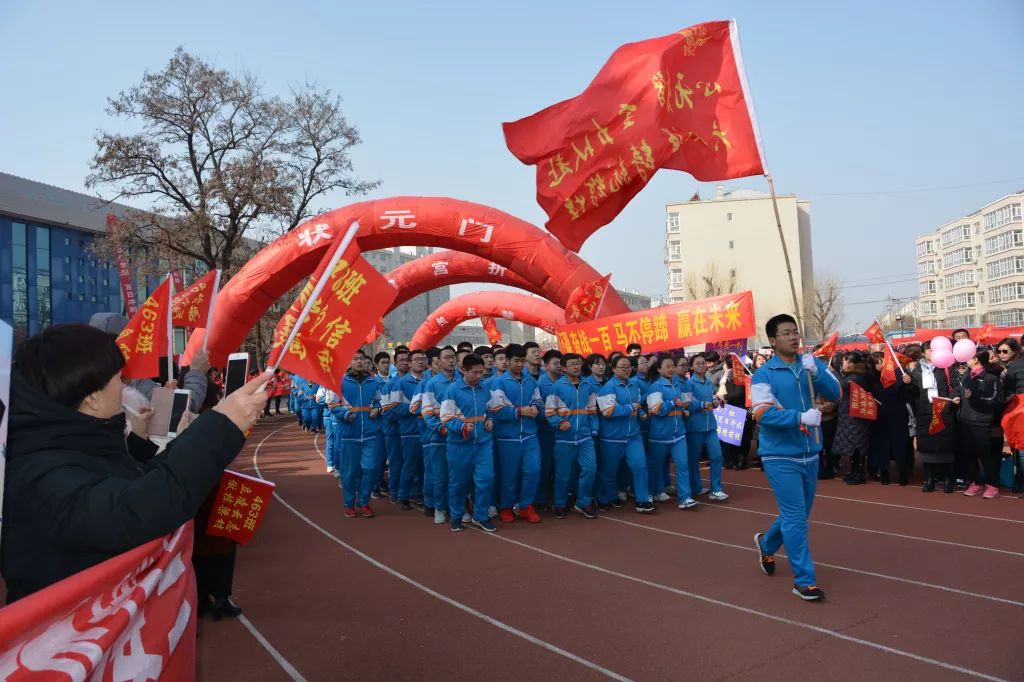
[940,224,972,248]
[943,270,975,290]
[983,203,1023,232]
[984,229,1023,256]
[12,222,28,335]
[987,255,1024,280]
[726,213,734,222]
[988,282,1024,305]
[668,242,681,260]
[670,268,683,289]
[63,237,70,246]
[730,269,736,277]
[945,292,976,312]
[36,226,51,329]
[988,308,1024,326]
[667,213,680,232]
[942,247,972,269]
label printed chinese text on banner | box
[864,321,885,345]
[106,214,139,316]
[171,269,218,328]
[555,290,755,356]
[879,345,898,388]
[713,403,746,446]
[0,523,196,679]
[503,20,765,252]
[849,381,878,421]
[205,470,275,545]
[706,338,748,358]
[565,274,612,323]
[116,276,171,380]
[814,332,839,358]
[268,232,398,393]
[929,399,947,435]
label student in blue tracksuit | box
[475,346,495,380]
[627,357,652,499]
[289,374,302,422]
[381,350,409,499]
[490,344,544,524]
[596,355,653,513]
[396,350,428,509]
[332,352,383,518]
[644,356,692,508]
[751,315,840,601]
[535,350,563,510]
[299,380,320,433]
[317,385,340,475]
[421,346,458,524]
[441,353,498,533]
[545,353,599,518]
[684,354,730,502]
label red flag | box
[116,276,171,380]
[0,523,196,678]
[895,351,913,368]
[879,346,898,388]
[365,317,385,344]
[106,213,139,316]
[849,380,878,420]
[864,321,885,345]
[813,332,839,358]
[268,224,398,393]
[730,353,752,409]
[503,20,765,251]
[565,273,612,323]
[1001,394,1024,448]
[171,269,218,328]
[205,470,275,545]
[976,323,999,345]
[481,316,502,345]
[929,399,947,435]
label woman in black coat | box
[1,324,267,603]
[869,351,913,485]
[955,350,1004,498]
[907,340,958,493]
[834,351,877,485]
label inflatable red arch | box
[410,291,564,349]
[185,197,626,363]
[384,250,542,313]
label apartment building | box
[916,191,1024,328]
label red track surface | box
[198,416,1024,681]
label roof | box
[0,172,137,234]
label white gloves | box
[800,408,822,427]
[801,354,818,376]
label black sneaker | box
[450,519,464,532]
[609,498,623,509]
[472,518,498,533]
[597,501,613,512]
[424,506,434,517]
[754,533,775,576]
[793,584,825,601]
[573,503,597,519]
[553,507,567,519]
[635,501,655,513]
[399,500,412,511]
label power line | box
[843,271,918,284]
[843,277,920,289]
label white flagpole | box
[202,268,222,353]
[270,222,359,373]
[166,273,175,383]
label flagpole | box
[765,173,804,329]
[166,274,175,383]
[269,222,359,373]
[202,269,222,353]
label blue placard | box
[705,338,748,358]
[713,403,746,446]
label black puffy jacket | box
[1,371,244,603]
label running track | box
[197,416,1024,681]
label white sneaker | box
[677,498,697,509]
[488,506,498,518]
[332,470,340,478]
[654,492,671,502]
[462,511,472,523]
[697,487,711,495]
[617,491,628,501]
[434,509,448,524]
[708,491,730,502]
[326,466,335,473]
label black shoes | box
[754,533,775,576]
[597,501,613,512]
[635,501,655,513]
[399,500,412,511]
[943,477,955,494]
[792,585,825,601]
[211,597,243,620]
[553,507,567,519]
[879,470,890,485]
[574,504,597,519]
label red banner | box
[0,523,196,679]
[503,20,764,251]
[849,380,877,421]
[879,345,899,388]
[268,228,398,392]
[929,399,948,435]
[556,290,754,356]
[565,274,612,323]
[116,276,171,380]
[106,214,139,317]
[205,470,275,545]
[814,332,838,358]
[171,269,218,328]
[481,316,501,345]
[864,321,885,345]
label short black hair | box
[409,349,427,360]
[440,345,457,356]
[506,343,526,359]
[522,341,540,351]
[765,314,798,339]
[626,343,642,353]
[704,350,720,364]
[373,352,390,364]
[562,353,583,364]
[456,341,474,352]
[542,349,563,364]
[425,347,441,361]
[493,347,506,358]
[474,345,492,356]
[14,323,126,409]
[953,328,970,338]
[394,344,410,354]
[395,349,410,360]
[611,354,632,370]
[462,353,485,371]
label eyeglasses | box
[998,348,1013,355]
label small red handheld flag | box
[928,399,947,435]
[565,273,612,323]
[116,276,171,380]
[864,321,885,345]
[205,471,276,545]
[814,332,838,358]
[849,381,877,421]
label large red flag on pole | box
[564,273,612,323]
[268,223,398,392]
[171,269,221,351]
[116,275,172,380]
[503,19,765,251]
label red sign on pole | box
[204,470,276,545]
[106,213,138,316]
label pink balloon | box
[930,336,953,353]
[953,339,978,363]
[932,348,955,369]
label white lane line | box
[237,615,307,682]
[252,427,632,682]
[716,479,1024,524]
[599,515,1024,608]
[695,501,1024,558]
[473,529,1009,682]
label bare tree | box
[810,271,844,340]
[684,262,737,299]
[86,47,378,276]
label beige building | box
[916,191,1024,329]
[664,186,814,344]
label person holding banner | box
[751,314,841,602]
[644,357,691,508]
[954,350,1004,499]
[908,340,959,493]
[2,323,269,603]
[869,351,913,485]
[683,354,729,502]
[833,351,877,486]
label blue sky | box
[1,0,1022,330]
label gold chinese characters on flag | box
[556,290,755,356]
[268,237,398,392]
[171,269,218,327]
[205,470,276,545]
[116,276,170,380]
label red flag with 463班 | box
[503,20,765,252]
[116,276,171,380]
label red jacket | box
[274,375,291,397]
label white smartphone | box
[167,389,191,437]
[224,352,250,396]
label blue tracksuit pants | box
[536,428,555,506]
[598,437,649,504]
[497,435,541,509]
[425,442,448,512]
[447,442,494,523]
[760,456,819,587]
[398,436,424,502]
[647,439,681,496]
[323,414,337,470]
[554,439,596,508]
[687,430,724,494]
[340,439,376,508]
